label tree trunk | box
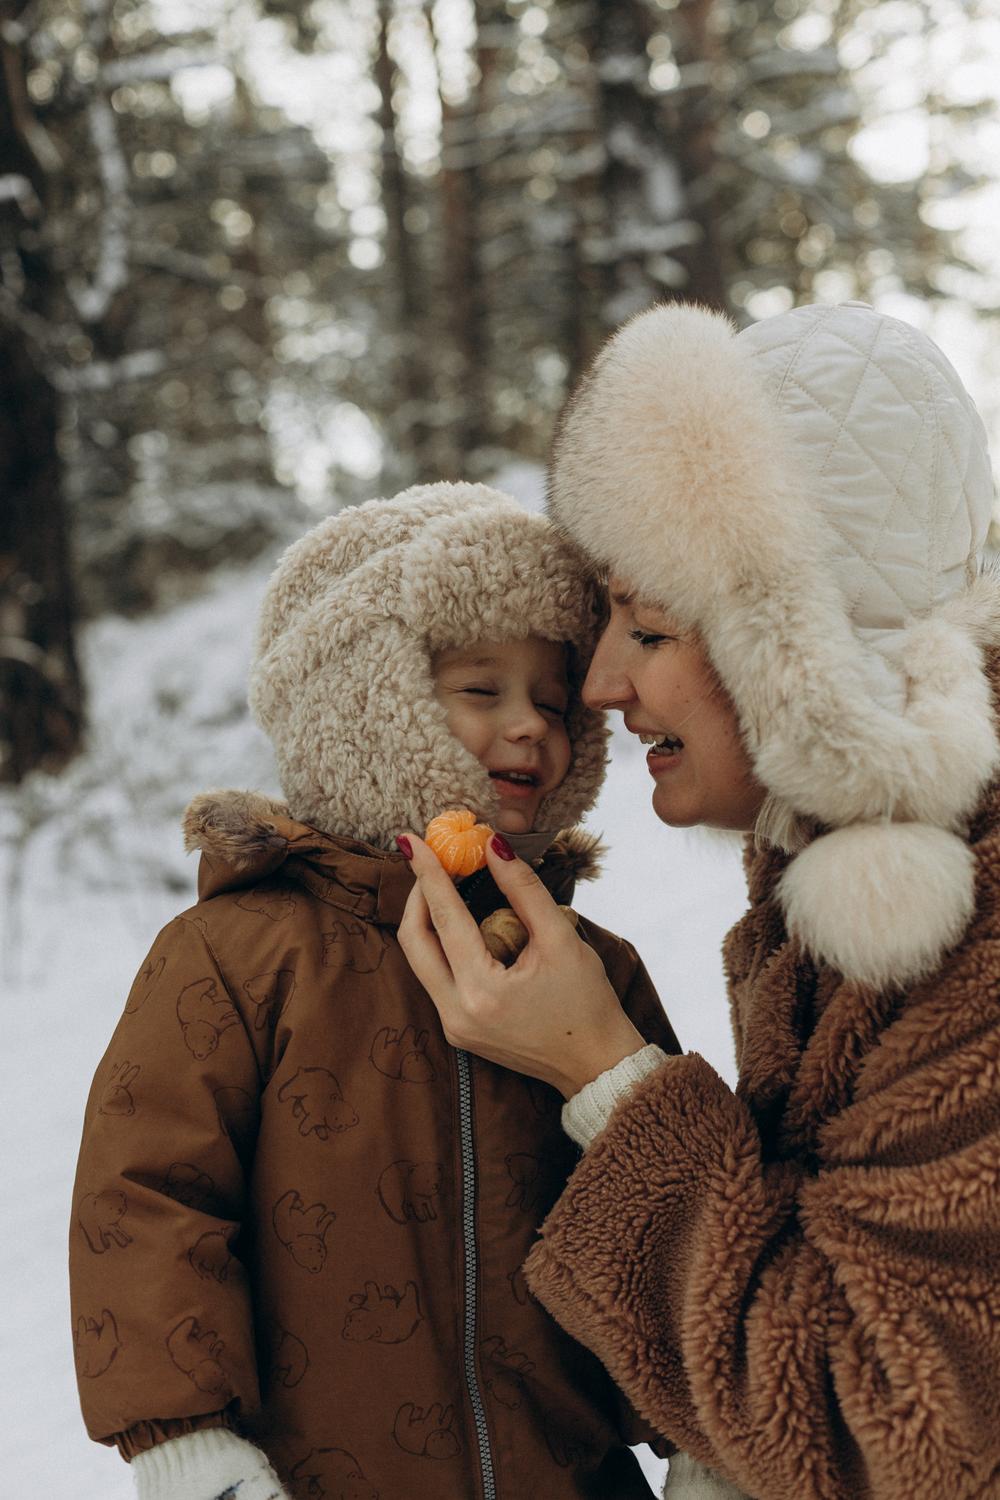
[669,0,728,311]
[429,0,493,467]
[0,329,85,782]
[375,0,431,478]
[0,8,85,781]
[594,0,727,321]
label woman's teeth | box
[639,733,684,752]
[491,771,537,785]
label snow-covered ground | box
[0,483,747,1498]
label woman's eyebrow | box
[609,588,634,607]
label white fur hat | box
[249,482,608,849]
[550,301,1000,988]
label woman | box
[396,301,1000,1499]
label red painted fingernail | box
[395,836,413,859]
[491,834,515,861]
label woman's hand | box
[396,833,645,1098]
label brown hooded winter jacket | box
[524,765,1000,1500]
[70,792,679,1498]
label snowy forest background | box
[3,0,1000,1494]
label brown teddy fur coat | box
[525,768,1000,1500]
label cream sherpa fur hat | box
[550,301,1000,989]
[249,482,608,849]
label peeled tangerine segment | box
[425,807,492,878]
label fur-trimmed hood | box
[183,788,604,912]
[248,483,609,851]
[550,301,1000,988]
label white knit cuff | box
[131,1427,286,1500]
[561,1043,669,1149]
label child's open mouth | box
[489,769,540,797]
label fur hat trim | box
[183,789,290,871]
[550,302,999,986]
[249,483,609,849]
[778,822,977,989]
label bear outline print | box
[322,918,388,975]
[166,1315,229,1395]
[504,1152,542,1211]
[288,1446,379,1500]
[376,1159,443,1224]
[242,968,296,1030]
[235,886,296,922]
[188,1229,233,1283]
[272,1188,336,1273]
[98,1060,140,1116]
[175,976,238,1060]
[369,1025,435,1082]
[277,1066,359,1139]
[78,1190,133,1254]
[392,1402,461,1460]
[342,1280,424,1344]
[157,1162,215,1209]
[74,1309,122,1379]
[482,1335,535,1410]
[270,1325,309,1389]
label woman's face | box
[582,578,765,832]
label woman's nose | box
[582,632,633,710]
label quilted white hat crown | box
[550,301,1000,988]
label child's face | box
[432,636,573,833]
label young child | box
[69,483,679,1500]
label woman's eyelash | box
[629,628,671,648]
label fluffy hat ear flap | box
[778,823,978,991]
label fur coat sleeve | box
[524,826,1000,1500]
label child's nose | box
[505,701,549,741]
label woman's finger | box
[399,833,491,970]
[397,880,456,1000]
[482,835,576,942]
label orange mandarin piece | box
[425,807,492,878]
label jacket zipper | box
[456,1045,498,1500]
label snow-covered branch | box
[68,91,131,323]
[101,46,221,87]
[0,174,41,214]
[53,348,167,392]
[130,240,253,287]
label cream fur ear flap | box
[778,823,977,990]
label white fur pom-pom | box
[662,1452,751,1498]
[778,823,977,990]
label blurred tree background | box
[1,0,998,783]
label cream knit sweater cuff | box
[561,1043,669,1149]
[131,1427,288,1500]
